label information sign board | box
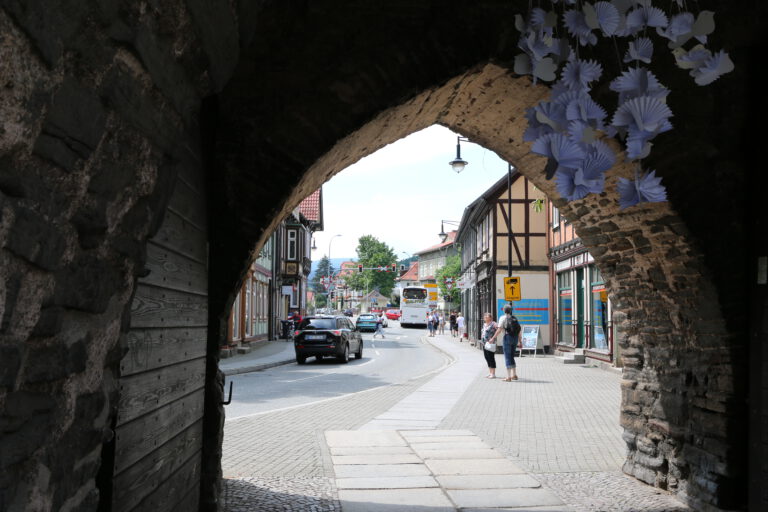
[504,276,521,301]
[521,325,541,357]
[424,283,438,306]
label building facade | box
[227,190,323,346]
[456,172,549,346]
[548,205,618,365]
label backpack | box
[505,314,521,337]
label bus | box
[400,286,429,327]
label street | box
[222,326,689,512]
[225,321,449,419]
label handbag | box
[484,341,496,351]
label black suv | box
[294,315,363,364]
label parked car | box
[343,308,353,317]
[355,313,379,332]
[385,308,402,320]
[294,316,363,364]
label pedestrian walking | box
[480,312,498,378]
[426,311,435,336]
[457,312,466,341]
[438,313,445,334]
[373,312,386,338]
[449,311,458,337]
[489,304,522,381]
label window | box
[557,271,572,345]
[232,291,242,341]
[552,206,560,228]
[287,229,298,260]
[244,278,252,336]
[589,264,608,350]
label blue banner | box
[497,298,549,325]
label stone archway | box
[254,63,739,509]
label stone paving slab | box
[461,507,573,512]
[407,436,488,445]
[436,474,541,489]
[400,429,475,438]
[408,441,490,450]
[326,430,406,447]
[425,458,527,475]
[331,453,422,465]
[334,464,432,478]
[335,476,439,489]
[414,448,505,459]
[337,488,455,512]
[447,488,565,509]
[330,446,413,456]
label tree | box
[345,235,397,297]
[436,254,461,306]
[310,256,334,307]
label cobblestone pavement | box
[439,352,688,511]
[223,339,689,511]
[223,373,436,511]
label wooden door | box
[111,165,208,512]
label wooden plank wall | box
[113,164,208,512]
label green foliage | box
[344,235,397,296]
[310,256,334,309]
[436,254,461,306]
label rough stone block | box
[5,206,67,271]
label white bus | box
[400,286,429,327]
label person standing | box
[449,311,458,337]
[480,313,498,378]
[489,304,522,381]
[456,312,465,341]
[426,310,435,336]
[438,312,445,334]
[373,312,385,339]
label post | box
[507,163,512,278]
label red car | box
[385,309,402,320]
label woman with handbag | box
[480,312,498,379]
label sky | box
[311,125,511,262]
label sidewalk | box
[219,339,296,376]
[326,333,689,511]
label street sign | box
[424,283,438,306]
[504,276,521,301]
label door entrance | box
[576,268,585,348]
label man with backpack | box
[489,304,522,381]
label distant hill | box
[309,257,354,280]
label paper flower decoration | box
[691,50,734,86]
[657,12,694,44]
[532,132,586,170]
[612,96,673,134]
[556,168,605,201]
[610,68,669,104]
[625,37,654,64]
[565,93,608,129]
[593,1,621,35]
[617,170,667,209]
[581,140,616,179]
[563,9,598,46]
[625,5,668,35]
[561,57,603,92]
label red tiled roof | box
[299,189,322,223]
[398,261,419,281]
[414,230,457,255]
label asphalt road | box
[224,321,450,420]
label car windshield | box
[299,318,336,330]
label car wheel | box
[296,355,306,365]
[355,340,363,359]
[337,344,349,364]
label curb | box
[222,357,295,377]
